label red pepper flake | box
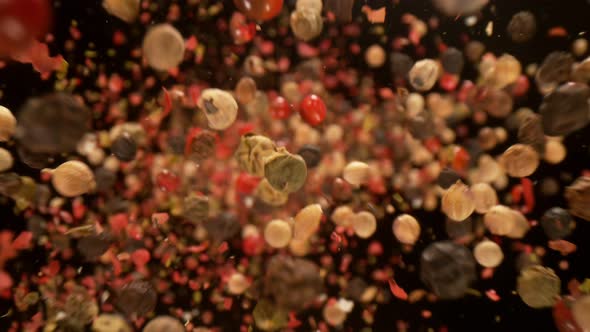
[161,87,172,119]
[0,270,13,291]
[131,249,151,267]
[288,312,302,328]
[217,241,229,254]
[548,240,577,255]
[224,297,233,310]
[109,213,129,235]
[151,212,169,225]
[521,178,535,213]
[548,26,568,37]
[11,232,32,250]
[511,184,523,205]
[485,289,501,302]
[388,279,408,301]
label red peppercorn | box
[269,96,292,119]
[233,0,283,21]
[236,172,261,194]
[0,0,51,56]
[156,169,181,192]
[440,72,460,91]
[299,94,327,126]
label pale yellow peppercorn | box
[143,316,185,332]
[142,24,185,71]
[409,59,440,91]
[500,144,540,178]
[543,139,567,164]
[0,147,13,172]
[103,0,139,23]
[352,211,377,239]
[92,314,132,332]
[323,302,347,326]
[227,272,249,295]
[264,219,293,248]
[0,105,16,142]
[442,181,475,222]
[293,204,323,240]
[392,214,421,245]
[198,88,239,130]
[484,205,516,236]
[471,183,498,214]
[331,205,354,227]
[343,161,370,187]
[473,240,504,268]
[365,44,386,68]
[51,161,96,197]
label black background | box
[1,0,590,331]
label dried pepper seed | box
[236,134,277,176]
[253,299,288,331]
[572,295,590,331]
[540,82,590,136]
[473,240,503,268]
[64,290,99,324]
[51,161,96,197]
[536,52,574,93]
[0,105,16,142]
[92,314,132,332]
[365,44,386,68]
[297,144,322,168]
[142,24,185,71]
[441,181,475,222]
[507,11,537,43]
[111,132,137,162]
[543,139,566,164]
[143,316,185,332]
[565,176,590,221]
[234,0,284,21]
[186,129,216,161]
[115,280,157,317]
[235,76,257,105]
[484,205,517,236]
[471,183,498,214]
[293,203,323,241]
[0,147,13,172]
[16,93,91,154]
[441,47,464,75]
[183,194,209,223]
[392,214,421,245]
[499,144,539,178]
[517,113,545,154]
[255,178,289,206]
[540,207,574,240]
[263,256,323,311]
[420,241,476,300]
[197,89,239,130]
[352,211,377,239]
[290,8,323,42]
[299,94,327,126]
[227,272,250,295]
[264,148,308,193]
[517,265,560,308]
[264,219,293,248]
[103,0,139,23]
[408,59,440,91]
[77,233,111,260]
[343,161,370,187]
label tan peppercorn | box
[473,240,503,268]
[543,139,566,164]
[365,44,386,68]
[293,204,323,241]
[236,135,277,177]
[499,144,539,177]
[142,24,185,71]
[227,272,249,295]
[565,176,590,221]
[103,0,139,23]
[51,161,96,197]
[484,205,517,236]
[409,59,440,91]
[255,179,289,207]
[198,89,239,130]
[331,205,354,227]
[323,302,347,326]
[235,77,257,105]
[0,147,13,172]
[517,265,560,308]
[342,161,370,187]
[0,105,16,142]
[442,181,475,222]
[92,314,132,332]
[264,219,293,248]
[352,211,377,239]
[290,8,323,41]
[572,295,590,331]
[572,39,588,57]
[143,316,185,332]
[471,183,498,214]
[392,214,421,245]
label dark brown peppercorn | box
[204,212,241,243]
[94,168,117,192]
[390,52,414,80]
[507,11,537,43]
[188,130,216,161]
[565,176,590,221]
[540,82,590,136]
[77,233,112,260]
[183,194,209,223]
[16,93,91,154]
[440,47,464,74]
[111,132,137,162]
[263,255,323,312]
[115,280,157,317]
[540,207,574,240]
[437,168,461,189]
[0,172,22,196]
[517,113,545,154]
[297,144,322,168]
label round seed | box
[499,144,539,178]
[142,24,185,71]
[352,211,377,239]
[392,214,421,245]
[264,219,293,248]
[143,316,185,332]
[198,88,239,130]
[0,105,16,142]
[408,59,440,91]
[52,160,96,197]
[471,183,498,214]
[473,240,503,268]
[441,181,475,222]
